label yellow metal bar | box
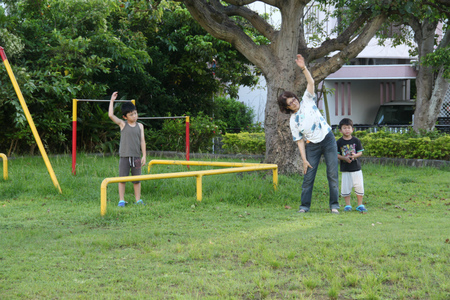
[0,153,8,180]
[73,99,78,122]
[148,159,263,172]
[100,164,278,216]
[273,167,278,190]
[196,175,203,201]
[1,51,62,193]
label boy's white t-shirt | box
[289,90,331,143]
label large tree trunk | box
[264,77,302,174]
[412,19,449,132]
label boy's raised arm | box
[109,91,125,128]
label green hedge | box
[222,132,265,154]
[358,135,450,160]
[221,130,450,160]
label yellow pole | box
[0,47,62,193]
[101,180,108,216]
[0,153,8,180]
[196,175,203,201]
[273,166,278,190]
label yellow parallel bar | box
[148,159,263,172]
[148,159,278,190]
[1,54,62,193]
[0,153,8,180]
[101,164,278,216]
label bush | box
[213,97,255,132]
[222,132,265,154]
[220,129,449,160]
[335,129,450,160]
[146,112,226,153]
[359,135,450,160]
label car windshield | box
[374,105,415,125]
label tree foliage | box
[0,0,259,155]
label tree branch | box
[423,0,450,17]
[311,14,387,83]
[180,0,276,72]
[225,0,279,6]
[222,4,277,41]
[308,11,372,60]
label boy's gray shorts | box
[119,157,141,184]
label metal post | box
[186,116,190,161]
[196,175,202,201]
[72,99,77,175]
[0,153,8,180]
[0,47,62,193]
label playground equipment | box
[72,98,136,175]
[139,116,190,161]
[100,159,278,216]
[0,47,62,193]
[0,153,7,180]
[72,100,190,174]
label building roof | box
[326,65,417,80]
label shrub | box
[220,129,449,160]
[359,135,450,160]
[145,112,226,153]
[335,129,450,160]
[222,132,265,154]
[213,96,255,132]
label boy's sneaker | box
[356,205,368,212]
[135,199,145,205]
[118,200,127,207]
[344,205,352,212]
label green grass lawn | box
[0,154,449,299]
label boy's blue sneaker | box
[356,205,368,212]
[118,200,127,207]
[135,199,145,205]
[344,205,352,211]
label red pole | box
[185,116,190,161]
[0,47,7,61]
[72,121,77,175]
[72,99,77,175]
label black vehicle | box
[373,100,415,126]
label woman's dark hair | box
[121,102,137,117]
[277,91,299,114]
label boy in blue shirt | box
[336,118,367,212]
[109,91,146,207]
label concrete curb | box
[359,156,450,169]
